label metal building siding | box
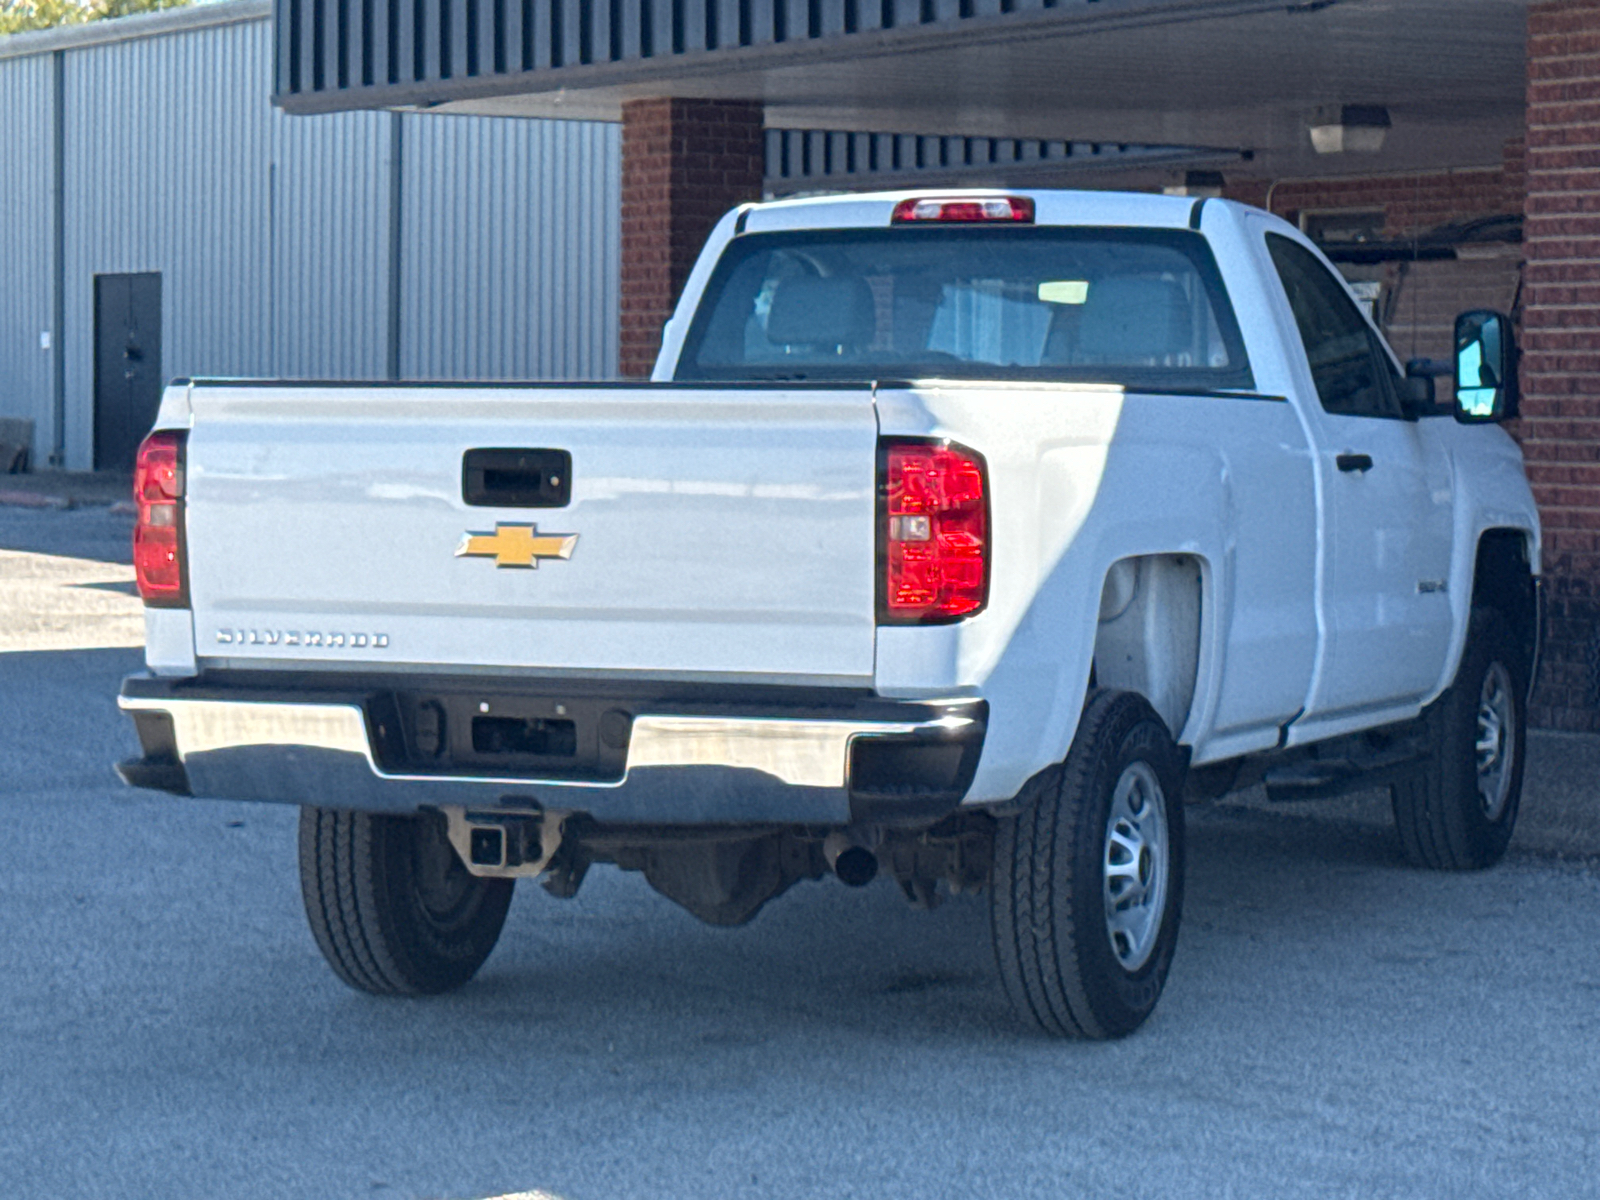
[61,21,276,467]
[763,127,1238,193]
[3,10,620,469]
[399,113,619,380]
[268,106,392,379]
[273,0,1210,114]
[0,56,56,462]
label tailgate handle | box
[462,449,572,508]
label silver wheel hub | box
[1103,761,1170,972]
[1476,661,1516,822]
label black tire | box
[991,689,1187,1039]
[1392,607,1527,870]
[298,807,514,995]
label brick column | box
[1524,1,1600,729]
[619,98,766,379]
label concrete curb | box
[0,490,73,511]
[0,471,134,511]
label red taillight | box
[880,440,989,624]
[133,430,188,607]
[890,196,1035,224]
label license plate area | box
[366,690,630,781]
[472,715,576,757]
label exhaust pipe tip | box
[832,845,878,888]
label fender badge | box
[455,523,578,569]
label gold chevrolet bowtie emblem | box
[454,523,578,569]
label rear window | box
[674,226,1255,391]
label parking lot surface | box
[2,506,1597,1200]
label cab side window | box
[1266,233,1403,419]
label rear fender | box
[1092,554,1205,742]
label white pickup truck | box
[117,190,1540,1038]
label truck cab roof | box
[740,188,1222,234]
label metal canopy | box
[272,0,1291,112]
[762,128,1247,193]
[276,0,1529,180]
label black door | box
[94,272,163,472]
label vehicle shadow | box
[247,790,1452,1060]
[10,692,1582,1200]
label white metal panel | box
[872,381,1323,802]
[181,383,876,681]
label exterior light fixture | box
[1309,105,1391,154]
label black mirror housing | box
[1453,310,1520,424]
[1401,374,1435,411]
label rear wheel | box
[1392,607,1527,870]
[298,807,514,995]
[991,690,1186,1038]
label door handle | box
[1336,453,1374,473]
[462,448,572,507]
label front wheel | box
[1392,607,1528,870]
[991,690,1187,1038]
[299,807,514,995]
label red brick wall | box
[1238,3,1600,731]
[1222,151,1527,367]
[620,98,765,379]
[1522,0,1600,729]
[1223,143,1525,237]
[1226,141,1600,724]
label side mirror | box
[1454,310,1519,424]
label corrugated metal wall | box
[271,0,1198,115]
[400,112,619,378]
[60,22,277,462]
[269,104,394,379]
[0,55,55,460]
[763,127,1232,194]
[2,12,620,471]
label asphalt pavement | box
[2,506,1598,1200]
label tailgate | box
[182,383,879,683]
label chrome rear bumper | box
[117,678,985,825]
